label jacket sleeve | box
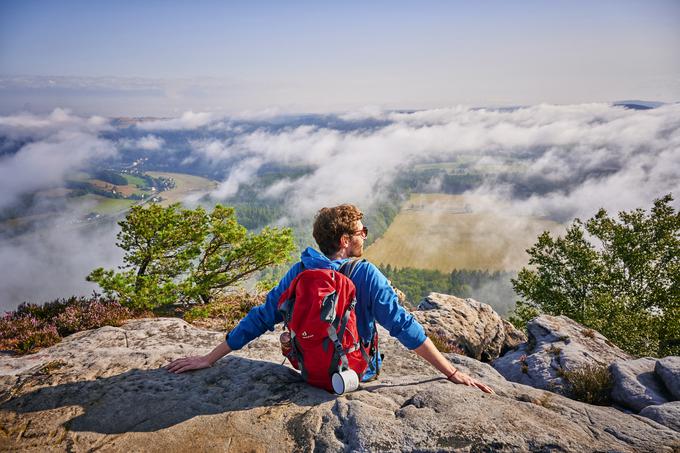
[225,262,303,351]
[359,262,427,350]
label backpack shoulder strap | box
[338,258,365,280]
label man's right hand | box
[165,341,233,373]
[448,369,495,394]
[164,355,213,373]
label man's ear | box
[339,233,349,249]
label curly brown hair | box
[313,204,363,256]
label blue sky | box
[1,0,679,115]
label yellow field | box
[364,193,563,272]
[146,172,217,205]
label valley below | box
[364,193,563,272]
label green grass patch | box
[562,363,613,405]
[67,194,137,215]
[413,161,462,172]
[413,157,527,174]
[91,197,136,214]
[123,174,148,188]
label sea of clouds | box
[1,103,678,310]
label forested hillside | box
[380,265,517,315]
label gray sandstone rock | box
[639,401,680,432]
[610,357,671,412]
[0,317,678,452]
[493,315,631,395]
[413,292,526,361]
[656,356,680,400]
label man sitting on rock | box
[166,204,493,394]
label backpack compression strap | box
[338,258,377,374]
[324,259,367,374]
[326,296,357,372]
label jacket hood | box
[300,247,347,270]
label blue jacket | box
[226,247,427,354]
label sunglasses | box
[349,226,368,239]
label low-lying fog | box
[1,103,678,311]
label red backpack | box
[277,259,370,392]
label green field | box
[3,172,218,237]
[122,173,148,187]
[73,171,216,213]
[413,161,462,172]
[68,194,137,215]
[364,193,563,272]
[93,198,137,214]
[413,159,526,174]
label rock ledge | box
[1,318,678,452]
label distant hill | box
[613,100,665,110]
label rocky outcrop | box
[609,357,680,431]
[1,318,679,452]
[640,402,680,432]
[610,358,671,412]
[656,356,680,399]
[413,293,526,361]
[492,315,631,394]
[491,315,680,432]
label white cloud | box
[136,134,165,150]
[198,103,680,222]
[337,105,388,122]
[0,214,123,311]
[0,108,111,140]
[117,134,167,151]
[0,110,117,211]
[190,139,234,162]
[212,157,263,199]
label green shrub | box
[183,305,212,322]
[562,363,613,405]
[88,204,296,310]
[255,278,278,293]
[183,291,262,330]
[511,194,679,357]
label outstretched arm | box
[165,340,232,373]
[359,262,494,394]
[165,262,304,373]
[414,338,494,394]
